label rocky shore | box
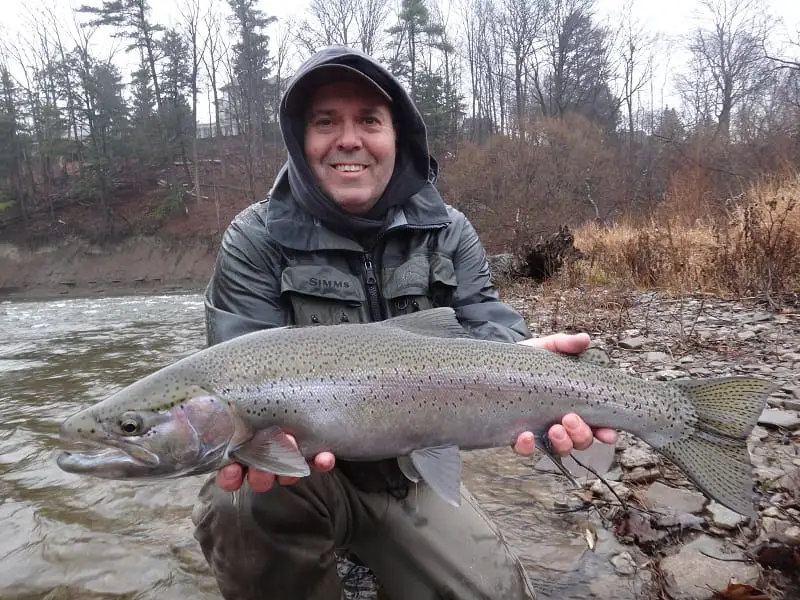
[504,287,800,600]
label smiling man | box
[193,46,616,600]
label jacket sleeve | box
[204,206,289,346]
[447,209,531,342]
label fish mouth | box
[56,440,161,477]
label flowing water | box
[0,295,644,600]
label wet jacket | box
[203,46,530,493]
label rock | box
[761,516,791,540]
[707,501,745,529]
[689,367,713,376]
[610,551,637,575]
[622,466,661,484]
[757,408,800,429]
[748,311,774,323]
[678,355,696,364]
[487,253,518,280]
[784,526,800,544]
[644,351,670,363]
[736,329,757,341]
[618,336,646,350]
[619,446,658,469]
[748,425,769,441]
[642,482,706,516]
[590,479,632,502]
[655,369,687,381]
[660,535,760,599]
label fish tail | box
[655,377,775,519]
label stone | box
[678,355,696,364]
[660,535,759,599]
[619,446,658,469]
[757,408,800,429]
[642,482,706,516]
[784,526,800,544]
[689,367,713,376]
[655,369,687,381]
[622,466,661,484]
[610,551,637,575]
[761,516,791,539]
[618,336,646,350]
[707,501,746,529]
[644,351,670,363]
[736,329,757,341]
[590,479,632,502]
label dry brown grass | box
[564,172,800,305]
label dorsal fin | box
[380,307,472,339]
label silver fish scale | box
[181,323,698,459]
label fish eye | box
[119,417,143,436]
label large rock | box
[660,535,760,599]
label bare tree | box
[355,0,391,54]
[501,0,545,136]
[179,0,207,204]
[683,0,771,139]
[296,0,357,54]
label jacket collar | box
[265,168,451,252]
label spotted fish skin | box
[57,308,774,518]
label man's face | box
[304,80,396,215]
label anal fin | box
[410,445,462,507]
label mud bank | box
[0,237,218,300]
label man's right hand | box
[216,436,336,492]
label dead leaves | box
[711,583,771,600]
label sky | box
[2,0,799,120]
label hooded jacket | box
[203,47,530,491]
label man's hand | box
[216,444,335,493]
[217,331,618,493]
[513,333,618,457]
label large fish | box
[57,308,774,517]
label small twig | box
[570,453,629,514]
[698,551,752,563]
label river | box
[0,295,643,600]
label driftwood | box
[521,225,585,281]
[487,226,585,283]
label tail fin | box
[657,377,775,519]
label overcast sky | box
[2,0,799,119]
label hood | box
[271,46,447,243]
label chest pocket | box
[281,265,368,326]
[382,253,458,316]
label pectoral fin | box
[410,445,463,507]
[230,426,311,477]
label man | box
[193,46,617,600]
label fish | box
[56,307,775,518]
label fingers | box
[518,332,591,355]
[247,468,276,492]
[513,431,536,456]
[593,427,619,445]
[216,435,335,493]
[313,451,336,472]
[548,413,596,456]
[216,462,245,492]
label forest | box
[0,0,798,300]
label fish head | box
[57,379,237,479]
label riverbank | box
[502,284,800,600]
[0,237,215,300]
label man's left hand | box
[512,332,618,457]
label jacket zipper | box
[362,254,384,321]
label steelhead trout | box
[57,308,774,517]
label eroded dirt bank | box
[0,237,217,300]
